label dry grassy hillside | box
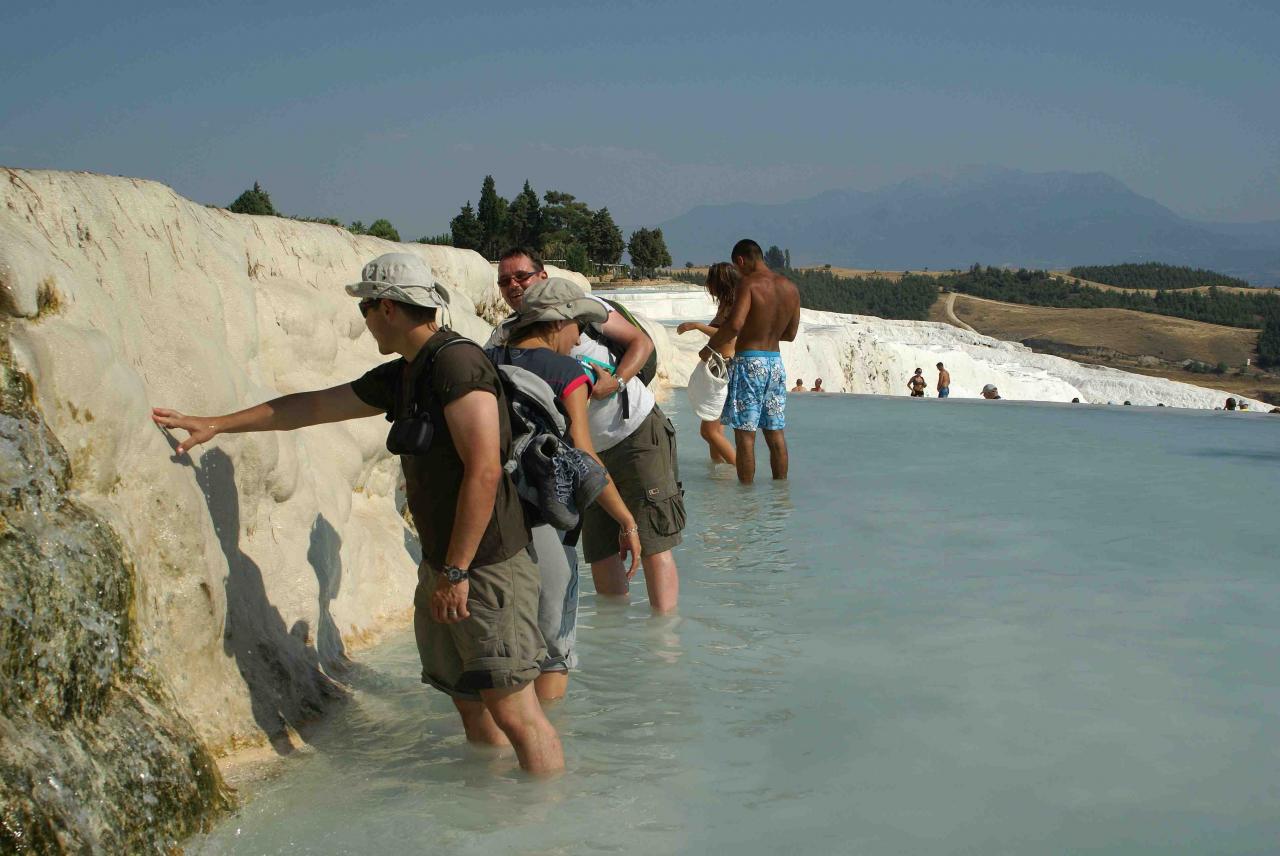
[930,293,1280,404]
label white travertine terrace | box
[0,169,1266,765]
[0,168,589,755]
[598,287,1272,410]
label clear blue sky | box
[2,0,1276,238]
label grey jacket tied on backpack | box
[487,350,609,532]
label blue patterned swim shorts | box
[722,350,788,431]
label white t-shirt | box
[570,295,655,452]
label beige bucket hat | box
[345,253,451,308]
[508,278,607,337]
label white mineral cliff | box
[597,287,1272,410]
[0,169,592,757]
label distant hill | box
[1067,262,1250,290]
[657,166,1280,286]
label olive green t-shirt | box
[350,329,530,568]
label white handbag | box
[687,351,729,421]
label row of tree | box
[674,265,937,321]
[940,265,1280,330]
[1068,262,1251,290]
[446,177,671,275]
[228,183,405,241]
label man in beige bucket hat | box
[153,251,564,774]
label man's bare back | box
[710,267,800,354]
[702,242,802,484]
[735,268,800,351]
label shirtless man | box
[701,239,801,484]
[936,363,950,398]
[791,379,807,393]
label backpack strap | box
[397,332,476,418]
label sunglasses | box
[497,269,539,288]
[358,298,379,317]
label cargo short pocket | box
[641,482,687,537]
[461,604,511,662]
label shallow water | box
[194,396,1280,855]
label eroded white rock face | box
[598,287,1272,410]
[1,169,503,753]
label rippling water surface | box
[195,396,1280,855]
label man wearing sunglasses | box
[488,248,684,615]
[153,252,563,774]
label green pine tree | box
[228,182,277,216]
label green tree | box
[541,190,594,250]
[228,182,277,216]
[507,180,543,248]
[564,242,591,275]
[628,227,672,277]
[784,249,792,269]
[765,245,786,270]
[587,208,624,265]
[366,219,400,242]
[348,220,367,235]
[477,175,508,260]
[449,201,483,251]
[418,232,452,245]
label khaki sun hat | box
[508,277,607,337]
[345,253,451,309]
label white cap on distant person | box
[982,384,997,393]
[346,253,451,308]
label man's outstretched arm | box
[152,383,382,455]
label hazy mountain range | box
[657,166,1280,286]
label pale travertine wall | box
[598,287,1272,410]
[0,168,512,754]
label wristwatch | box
[439,564,469,583]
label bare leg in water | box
[763,428,789,480]
[452,683,564,774]
[700,419,736,465]
[591,549,679,613]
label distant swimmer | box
[908,368,927,397]
[677,261,740,466]
[936,363,950,398]
[981,383,1002,400]
[701,238,801,484]
[792,379,807,393]
[1225,397,1237,411]
[812,378,824,392]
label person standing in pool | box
[676,262,740,466]
[488,278,643,701]
[791,379,807,393]
[936,363,950,398]
[701,239,801,484]
[812,378,824,392]
[152,253,563,773]
[908,368,927,397]
[489,247,685,614]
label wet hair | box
[1123,400,1132,405]
[914,368,922,374]
[704,262,740,309]
[1226,397,1237,410]
[936,362,944,369]
[730,239,763,263]
[498,246,544,272]
[1071,397,1080,403]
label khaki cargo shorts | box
[413,550,545,701]
[582,405,686,564]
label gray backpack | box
[483,346,609,532]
